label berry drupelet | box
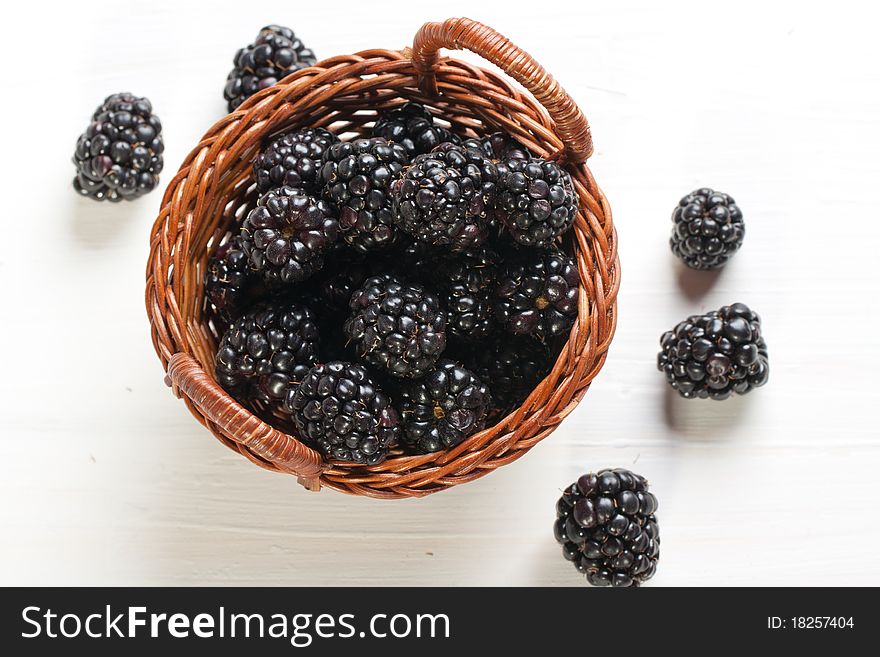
[472,335,551,410]
[495,158,578,247]
[372,102,460,157]
[657,302,769,400]
[555,469,660,588]
[215,302,320,404]
[320,138,409,253]
[344,274,447,379]
[72,93,164,202]
[670,188,745,269]
[286,361,400,464]
[392,143,498,252]
[254,128,338,195]
[205,234,264,326]
[494,248,579,341]
[396,360,492,454]
[224,25,316,111]
[240,186,339,285]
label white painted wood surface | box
[1,0,878,586]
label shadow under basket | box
[145,17,619,499]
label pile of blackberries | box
[204,102,581,465]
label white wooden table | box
[2,0,878,586]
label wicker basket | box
[146,17,619,499]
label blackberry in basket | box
[224,25,316,111]
[72,92,164,202]
[215,301,320,404]
[494,247,579,341]
[204,234,265,326]
[471,335,552,410]
[396,359,492,454]
[555,469,660,588]
[392,143,498,252]
[240,185,339,285]
[657,302,769,400]
[670,188,745,269]
[434,247,499,341]
[285,361,400,464]
[319,138,409,253]
[461,132,530,161]
[495,158,578,247]
[372,102,461,157]
[254,128,338,194]
[344,274,447,379]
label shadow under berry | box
[674,261,724,301]
[661,384,753,439]
[69,194,145,250]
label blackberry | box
[285,361,400,464]
[215,302,320,403]
[472,335,551,409]
[657,302,769,400]
[240,186,339,285]
[224,25,316,111]
[494,248,579,340]
[392,143,498,251]
[72,93,164,202]
[495,158,578,247]
[344,274,446,379]
[319,138,409,253]
[372,102,460,157]
[396,360,491,454]
[254,128,338,194]
[670,188,745,269]
[435,248,498,341]
[555,469,660,588]
[205,234,265,325]
[461,132,530,161]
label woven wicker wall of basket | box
[145,17,619,499]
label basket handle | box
[411,17,593,163]
[165,353,324,488]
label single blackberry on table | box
[434,248,498,341]
[392,143,498,251]
[372,102,461,157]
[215,301,320,404]
[319,138,409,253]
[254,128,338,194]
[240,185,339,285]
[657,302,769,400]
[670,188,745,269]
[344,274,446,379]
[396,360,491,454]
[471,335,552,410]
[204,234,265,325]
[555,469,660,588]
[494,248,579,341]
[285,361,400,464]
[224,25,316,111]
[72,93,164,202]
[461,132,530,161]
[495,158,578,247]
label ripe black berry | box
[215,302,320,404]
[372,102,460,157]
[344,274,446,379]
[240,186,339,285]
[461,132,531,162]
[494,248,579,340]
[555,469,660,587]
[286,361,400,464]
[205,234,265,325]
[254,128,338,194]
[434,248,498,341]
[495,158,578,247]
[72,93,164,202]
[657,302,769,399]
[471,335,552,410]
[320,138,409,253]
[224,25,316,111]
[396,360,492,453]
[670,188,745,269]
[392,143,498,252]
